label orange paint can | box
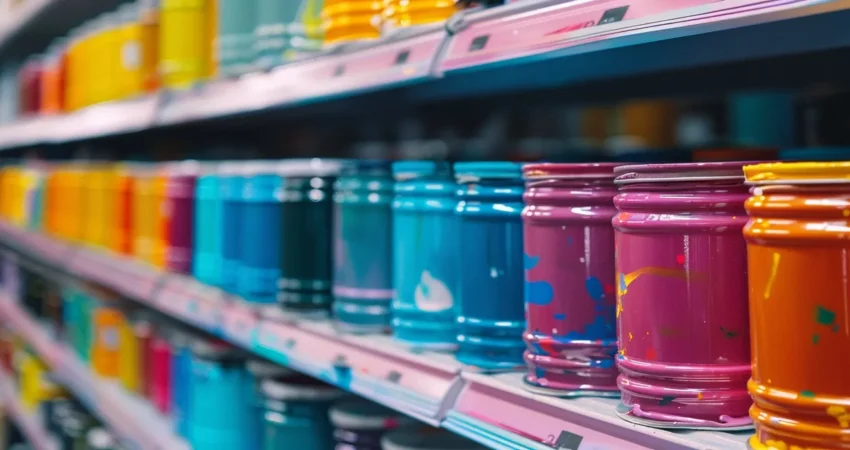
[745,162,850,450]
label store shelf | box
[0,296,189,450]
[2,0,850,148]
[0,369,57,450]
[0,222,756,450]
[0,0,53,50]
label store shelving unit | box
[0,368,57,450]
[0,221,753,450]
[1,0,850,150]
[0,291,190,450]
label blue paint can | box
[779,147,850,161]
[237,162,282,305]
[391,161,458,349]
[245,360,294,450]
[259,375,344,450]
[220,163,245,294]
[330,399,413,450]
[170,331,193,438]
[187,340,247,450]
[453,162,526,370]
[381,425,486,450]
[730,91,795,148]
[193,164,224,287]
[333,161,394,333]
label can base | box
[614,403,753,430]
[522,376,620,398]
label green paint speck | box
[801,390,816,398]
[813,334,820,345]
[816,306,836,326]
[659,396,675,406]
[720,327,738,339]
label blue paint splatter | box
[553,313,566,320]
[586,276,604,300]
[594,304,606,312]
[567,237,573,246]
[535,367,546,379]
[524,254,540,270]
[529,341,546,355]
[659,396,676,406]
[619,273,627,292]
[590,359,615,369]
[526,280,554,306]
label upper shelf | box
[0,221,753,450]
[1,0,850,149]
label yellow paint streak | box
[749,436,812,450]
[696,392,703,399]
[628,332,633,341]
[844,209,850,217]
[828,406,850,428]
[764,252,781,299]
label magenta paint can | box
[613,162,753,429]
[521,163,620,397]
[165,162,199,274]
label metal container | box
[332,161,394,333]
[218,0,256,76]
[171,330,193,438]
[237,161,282,305]
[188,340,247,449]
[391,161,458,349]
[453,162,525,370]
[744,162,850,450]
[220,162,245,294]
[278,159,342,316]
[613,162,752,429]
[193,163,224,287]
[521,163,620,397]
[165,161,200,274]
[330,399,412,450]
[259,375,343,450]
[246,360,294,449]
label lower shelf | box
[0,370,57,450]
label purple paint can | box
[613,162,753,429]
[521,163,620,397]
[165,161,199,274]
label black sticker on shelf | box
[284,338,296,349]
[333,64,346,77]
[468,35,490,52]
[598,5,629,25]
[395,49,411,65]
[387,370,402,383]
[555,431,584,450]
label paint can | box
[613,162,753,429]
[522,163,620,397]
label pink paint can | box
[149,333,172,414]
[613,162,753,429]
[522,163,620,397]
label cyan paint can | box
[260,375,344,450]
[218,0,257,77]
[220,163,245,294]
[171,330,193,438]
[245,360,294,450]
[381,425,486,450]
[187,340,248,450]
[453,162,525,370]
[391,161,458,350]
[193,164,224,287]
[238,161,282,305]
[330,399,413,450]
[779,147,850,160]
[333,161,394,333]
[729,91,795,148]
[278,159,343,317]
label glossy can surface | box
[260,376,342,450]
[391,161,458,349]
[613,162,752,428]
[522,163,619,396]
[238,167,281,304]
[188,345,246,449]
[454,162,525,370]
[278,160,340,315]
[165,164,198,274]
[744,162,850,450]
[149,334,172,414]
[333,162,394,333]
[193,172,224,287]
[330,399,410,450]
[220,168,244,294]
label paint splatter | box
[816,306,836,326]
[764,252,781,299]
[646,347,657,360]
[526,280,554,306]
[553,313,566,320]
[696,392,703,399]
[813,334,820,345]
[567,237,573,246]
[659,396,675,406]
[618,267,693,298]
[720,327,738,339]
[628,332,633,341]
[659,327,680,337]
[827,406,850,428]
[535,367,546,379]
[619,348,626,357]
[800,391,815,398]
[590,359,615,369]
[524,254,540,270]
[676,254,685,265]
[585,276,604,300]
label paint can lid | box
[246,359,295,378]
[453,161,523,183]
[329,399,413,430]
[523,162,620,180]
[744,161,850,184]
[392,161,452,181]
[615,161,752,185]
[277,158,345,177]
[260,377,344,401]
